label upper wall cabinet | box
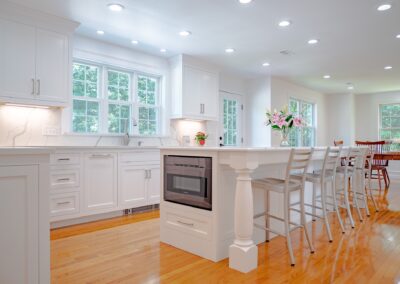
[170,54,219,121]
[0,2,79,107]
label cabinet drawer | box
[51,153,80,165]
[50,168,80,190]
[50,192,79,216]
[120,151,160,163]
[165,211,211,240]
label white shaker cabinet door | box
[119,166,148,208]
[0,19,36,100]
[182,65,203,119]
[0,165,39,284]
[200,71,218,120]
[83,153,118,212]
[35,28,68,103]
[147,166,161,205]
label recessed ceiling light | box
[262,62,270,67]
[179,30,191,37]
[131,40,139,45]
[278,20,291,27]
[239,0,252,4]
[107,3,124,12]
[396,34,400,38]
[377,4,391,11]
[323,75,331,79]
[225,48,235,53]
[347,84,354,90]
[384,66,393,70]
[160,48,167,53]
[308,39,319,45]
[96,30,105,35]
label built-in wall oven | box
[164,155,212,211]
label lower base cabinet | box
[119,165,160,208]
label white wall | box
[245,76,271,147]
[325,93,355,145]
[270,77,328,146]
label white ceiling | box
[5,0,400,94]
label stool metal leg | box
[284,192,295,266]
[343,174,355,228]
[312,182,317,221]
[352,176,363,222]
[321,180,333,242]
[331,179,345,233]
[265,190,270,242]
[301,186,315,254]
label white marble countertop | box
[0,147,53,155]
[160,146,332,151]
[0,145,160,150]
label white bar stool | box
[295,147,345,242]
[252,148,314,266]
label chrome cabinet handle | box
[200,104,202,114]
[149,169,152,179]
[203,104,205,114]
[57,201,71,206]
[37,79,40,95]
[90,154,111,158]
[57,178,70,182]
[177,220,194,227]
[57,158,70,161]
[31,79,35,95]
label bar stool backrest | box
[286,148,314,186]
[355,140,388,167]
[323,146,343,179]
[345,147,367,173]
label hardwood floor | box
[51,185,400,283]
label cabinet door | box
[0,19,36,100]
[147,166,161,205]
[35,28,68,103]
[119,166,147,208]
[200,71,219,120]
[84,153,117,212]
[0,165,39,284]
[182,65,202,118]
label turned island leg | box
[229,169,258,273]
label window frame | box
[288,97,316,147]
[220,92,243,147]
[70,59,162,136]
[379,103,400,140]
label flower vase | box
[280,128,290,147]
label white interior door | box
[220,91,243,146]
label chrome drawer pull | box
[57,178,70,182]
[90,154,111,158]
[177,220,194,227]
[57,158,70,161]
[57,201,71,206]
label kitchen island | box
[160,147,328,273]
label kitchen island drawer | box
[50,192,79,216]
[119,151,160,163]
[51,153,81,165]
[50,168,80,190]
[165,211,211,240]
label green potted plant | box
[194,131,208,146]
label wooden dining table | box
[374,152,400,160]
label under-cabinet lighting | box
[3,103,51,109]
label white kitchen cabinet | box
[119,165,160,208]
[0,149,50,284]
[0,19,36,100]
[170,55,219,120]
[147,166,161,205]
[35,29,68,104]
[84,153,118,212]
[0,4,78,107]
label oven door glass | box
[167,174,207,197]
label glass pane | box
[108,71,118,86]
[86,83,98,98]
[380,130,391,139]
[138,90,147,104]
[148,121,157,134]
[382,117,391,128]
[392,104,400,117]
[391,130,400,139]
[108,86,118,100]
[87,101,99,116]
[289,100,298,114]
[72,115,86,133]
[147,78,156,91]
[108,104,120,133]
[119,73,129,88]
[73,64,85,80]
[87,116,99,133]
[73,81,84,97]
[120,118,130,133]
[120,105,130,119]
[137,75,158,106]
[73,99,86,116]
[119,88,129,101]
[86,66,98,83]
[147,92,156,105]
[139,120,148,135]
[381,105,391,117]
[391,117,400,128]
[149,108,156,120]
[139,107,148,120]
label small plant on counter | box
[194,131,208,146]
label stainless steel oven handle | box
[177,220,194,227]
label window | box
[221,93,242,146]
[137,75,159,135]
[289,98,315,147]
[379,103,400,140]
[107,70,131,134]
[71,61,161,136]
[72,63,100,133]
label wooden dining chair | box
[355,141,390,190]
[334,140,344,146]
